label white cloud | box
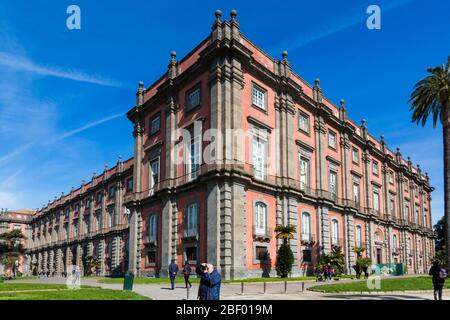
[0,51,122,87]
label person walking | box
[168,259,179,290]
[429,260,447,300]
[196,263,211,300]
[208,264,221,300]
[183,261,192,288]
[328,263,334,281]
[322,264,329,281]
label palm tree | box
[409,56,450,268]
[274,225,296,245]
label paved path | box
[11,276,448,300]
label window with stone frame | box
[108,185,115,199]
[299,156,310,189]
[147,250,156,264]
[302,249,312,263]
[95,191,103,204]
[352,148,359,164]
[126,178,133,192]
[251,126,268,180]
[85,198,91,209]
[301,212,311,242]
[252,83,267,111]
[331,219,339,245]
[149,113,161,135]
[255,245,269,263]
[389,170,395,185]
[298,111,310,134]
[328,130,337,149]
[355,225,363,248]
[148,214,157,242]
[372,160,379,175]
[185,246,197,263]
[254,201,267,236]
[185,203,198,237]
[373,187,380,212]
[186,85,201,112]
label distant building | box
[0,209,34,276]
[27,10,435,279]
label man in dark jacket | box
[429,260,447,300]
[209,265,221,300]
[183,261,192,288]
[196,263,211,300]
[168,259,179,290]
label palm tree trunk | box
[442,101,450,268]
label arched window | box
[149,215,157,242]
[254,202,267,236]
[186,203,198,237]
[331,219,339,245]
[301,212,311,241]
[355,225,362,248]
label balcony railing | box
[252,226,272,241]
[300,233,316,245]
[331,237,344,247]
[183,228,198,240]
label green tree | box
[434,216,446,252]
[275,225,296,278]
[320,245,346,277]
[0,229,26,277]
[84,255,101,276]
[409,57,450,267]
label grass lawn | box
[96,275,317,284]
[308,276,450,293]
[0,283,150,300]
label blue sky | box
[0,0,448,224]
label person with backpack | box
[429,260,447,300]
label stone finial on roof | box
[282,51,288,60]
[215,9,222,23]
[230,9,237,22]
[168,51,178,80]
[339,99,346,121]
[136,81,145,106]
[313,78,322,103]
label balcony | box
[354,241,367,250]
[300,233,316,246]
[143,235,157,246]
[330,237,344,248]
[252,226,272,242]
[183,228,199,241]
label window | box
[85,198,91,209]
[352,148,359,164]
[126,178,133,192]
[13,224,21,231]
[423,214,428,228]
[255,246,269,263]
[355,225,362,248]
[392,234,397,249]
[252,84,266,110]
[108,208,114,228]
[186,133,201,181]
[301,212,311,241]
[108,186,115,199]
[186,247,197,262]
[415,209,419,224]
[328,130,337,149]
[372,161,379,175]
[299,157,310,189]
[353,182,360,206]
[96,210,102,231]
[149,158,160,193]
[186,86,201,112]
[186,203,198,237]
[147,251,156,264]
[389,171,394,185]
[74,204,80,213]
[252,130,267,180]
[84,217,90,234]
[298,112,310,133]
[331,219,339,245]
[405,180,409,193]
[405,204,410,221]
[73,223,78,237]
[373,187,380,212]
[302,249,312,263]
[149,215,157,242]
[254,202,267,236]
[65,208,70,218]
[149,114,161,135]
[390,196,395,216]
[96,192,103,204]
[329,170,337,197]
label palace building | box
[26,10,435,279]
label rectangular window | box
[84,218,90,234]
[147,251,156,264]
[186,87,201,112]
[299,157,310,189]
[186,204,198,237]
[96,192,102,204]
[373,188,380,212]
[149,158,160,193]
[252,85,266,110]
[126,178,133,192]
[389,171,394,185]
[74,204,80,213]
[298,112,310,133]
[329,170,337,197]
[372,161,379,175]
[355,226,363,248]
[149,215,157,242]
[352,148,359,164]
[405,204,410,221]
[256,246,269,263]
[252,136,267,180]
[149,114,161,135]
[186,134,201,181]
[73,223,78,237]
[186,247,197,262]
[96,210,102,231]
[108,208,114,228]
[353,183,360,206]
[85,198,91,209]
[328,131,337,149]
[302,249,312,263]
[108,186,115,199]
[390,197,395,216]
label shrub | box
[276,243,294,278]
